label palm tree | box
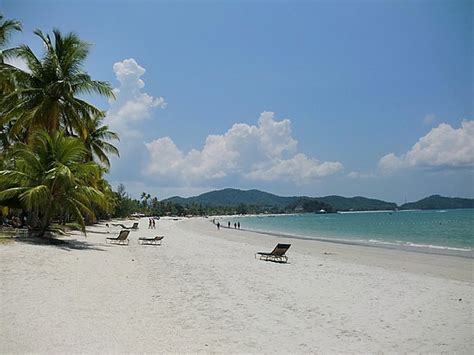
[0,130,108,236]
[0,28,114,138]
[80,113,119,169]
[140,192,152,214]
[141,192,151,205]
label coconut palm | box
[0,130,108,236]
[80,113,119,169]
[0,29,114,138]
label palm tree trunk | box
[37,198,53,237]
[49,101,60,133]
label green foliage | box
[80,113,119,169]
[0,28,114,137]
[113,184,141,218]
[111,186,247,218]
[0,20,119,237]
[0,130,107,235]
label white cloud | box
[246,153,343,183]
[105,58,166,137]
[145,111,343,185]
[379,120,474,174]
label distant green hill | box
[163,188,473,213]
[164,188,298,209]
[163,188,397,212]
[318,195,398,211]
[400,195,474,210]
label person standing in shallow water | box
[228,221,230,228]
[238,222,240,229]
[217,222,220,230]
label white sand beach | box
[1,217,472,354]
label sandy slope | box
[1,217,472,353]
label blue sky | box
[3,0,473,203]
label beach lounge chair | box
[106,230,130,245]
[256,243,291,263]
[111,222,139,230]
[138,235,164,245]
[111,223,127,229]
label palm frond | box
[63,198,87,234]
[73,79,115,98]
[13,44,42,74]
[0,186,28,201]
[0,15,22,47]
[18,185,50,210]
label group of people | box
[148,218,156,229]
[228,221,240,229]
[215,220,241,230]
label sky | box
[2,0,473,203]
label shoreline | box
[212,210,473,258]
[228,225,474,259]
[191,217,472,283]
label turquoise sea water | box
[231,209,474,253]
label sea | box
[230,209,474,257]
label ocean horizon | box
[226,209,474,257]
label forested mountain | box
[317,196,398,211]
[400,195,474,210]
[165,188,298,209]
[164,189,473,213]
[163,188,397,212]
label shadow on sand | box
[14,235,106,252]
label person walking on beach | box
[152,218,156,229]
[217,222,220,230]
[148,218,152,229]
[238,221,240,229]
[234,222,237,229]
[228,221,230,228]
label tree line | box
[113,187,337,217]
[113,184,286,218]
